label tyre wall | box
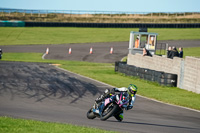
[115,61,177,87]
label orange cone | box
[90,47,93,54]
[46,48,49,54]
[110,47,113,54]
[69,48,72,54]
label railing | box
[1,8,200,23]
[155,43,168,56]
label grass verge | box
[183,47,200,58]
[0,117,116,133]
[0,28,200,45]
[1,53,200,110]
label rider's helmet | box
[127,84,137,96]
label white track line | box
[54,65,200,113]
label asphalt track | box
[0,61,200,133]
[1,40,200,63]
[0,40,200,133]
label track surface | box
[1,40,200,63]
[0,40,200,133]
[0,61,200,133]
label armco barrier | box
[115,61,177,87]
[25,22,200,28]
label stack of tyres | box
[144,69,154,81]
[118,63,123,73]
[154,71,165,85]
[126,65,131,76]
[154,71,177,87]
[115,61,119,72]
[126,66,134,76]
[130,66,137,77]
[115,62,177,87]
[164,73,177,87]
[118,62,125,73]
[138,68,145,79]
[119,63,127,74]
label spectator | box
[135,36,139,48]
[143,48,152,57]
[168,46,179,59]
[179,47,183,58]
[167,46,172,58]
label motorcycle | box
[87,91,129,121]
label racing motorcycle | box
[87,91,129,121]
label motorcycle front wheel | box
[100,103,119,121]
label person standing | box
[168,47,179,59]
[135,36,139,48]
[143,48,152,57]
[167,46,172,58]
[179,47,183,58]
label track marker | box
[110,47,113,54]
[90,47,93,54]
[69,48,72,54]
[46,48,49,54]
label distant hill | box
[0,8,200,23]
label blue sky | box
[0,0,200,12]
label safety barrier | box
[0,20,25,27]
[115,61,177,87]
[25,22,200,28]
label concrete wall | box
[127,54,200,94]
[183,56,200,93]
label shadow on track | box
[0,62,103,103]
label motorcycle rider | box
[94,84,138,121]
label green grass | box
[1,53,200,110]
[0,117,116,133]
[183,47,200,58]
[0,27,200,45]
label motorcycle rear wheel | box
[87,108,96,119]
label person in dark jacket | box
[167,46,172,58]
[143,48,152,57]
[179,47,183,58]
[168,47,179,59]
